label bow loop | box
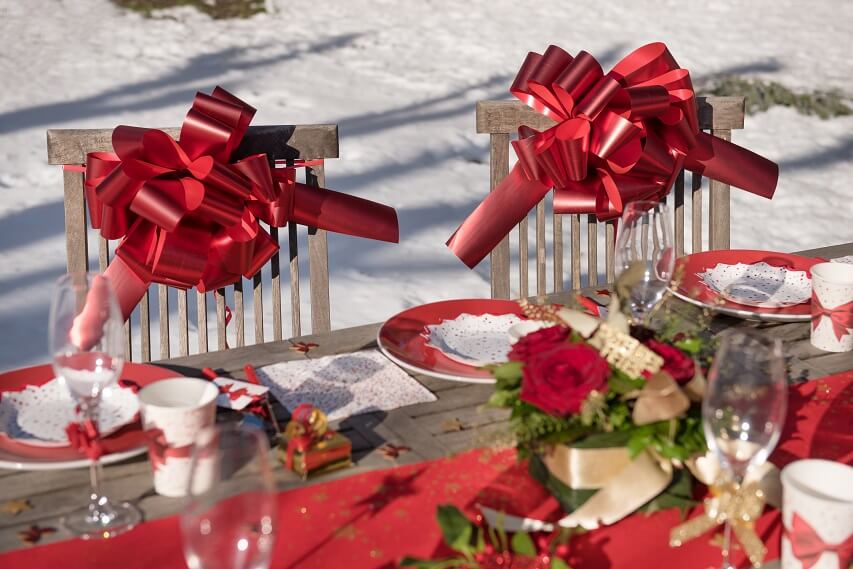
[788,512,853,569]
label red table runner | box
[3,371,851,569]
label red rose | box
[644,339,696,383]
[520,343,610,416]
[508,325,570,362]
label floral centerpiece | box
[485,300,714,530]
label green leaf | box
[436,505,473,554]
[569,430,633,449]
[491,361,524,386]
[608,370,645,394]
[488,388,519,408]
[551,558,572,569]
[529,455,597,513]
[399,556,459,568]
[674,338,702,354]
[510,531,537,556]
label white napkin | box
[255,350,436,422]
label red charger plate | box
[672,249,823,322]
[377,298,524,383]
[0,362,179,470]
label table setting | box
[0,41,851,569]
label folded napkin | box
[255,350,436,422]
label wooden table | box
[1,243,851,553]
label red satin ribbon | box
[65,420,104,461]
[285,403,326,469]
[82,87,399,319]
[144,429,193,472]
[812,297,853,341]
[787,513,853,569]
[447,43,779,268]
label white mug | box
[780,459,853,569]
[138,378,219,497]
[810,262,853,352]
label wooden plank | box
[177,289,189,357]
[306,164,332,334]
[289,222,301,337]
[519,215,529,298]
[795,242,853,258]
[535,200,546,295]
[587,215,598,287]
[61,170,88,274]
[270,226,283,341]
[708,129,732,250]
[47,125,340,165]
[605,220,616,283]
[253,273,264,344]
[571,215,581,289]
[140,289,151,362]
[489,133,511,299]
[158,285,169,359]
[98,237,108,272]
[197,291,208,353]
[234,280,245,348]
[553,209,563,293]
[475,97,744,134]
[692,171,703,253]
[674,170,685,257]
[216,288,227,351]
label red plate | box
[377,299,524,383]
[672,250,824,321]
[0,363,179,467]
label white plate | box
[669,287,811,322]
[0,446,146,471]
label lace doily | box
[1,379,139,445]
[698,262,811,307]
[425,313,523,366]
[256,349,436,422]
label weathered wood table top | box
[1,243,851,553]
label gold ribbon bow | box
[670,478,767,567]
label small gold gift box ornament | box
[278,404,352,479]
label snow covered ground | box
[0,0,851,368]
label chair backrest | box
[47,124,339,362]
[476,96,746,299]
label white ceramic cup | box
[780,459,853,569]
[138,378,219,497]
[810,262,853,352]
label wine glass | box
[613,200,676,323]
[181,424,278,569]
[48,272,141,538]
[702,329,788,569]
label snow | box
[0,0,851,369]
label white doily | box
[425,313,523,366]
[256,350,436,422]
[1,379,139,445]
[698,262,811,307]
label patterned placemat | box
[256,350,437,422]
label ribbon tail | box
[103,256,150,321]
[289,183,399,243]
[447,164,551,268]
[732,523,768,568]
[684,131,778,199]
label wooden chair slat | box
[709,129,732,250]
[674,171,685,257]
[489,133,511,299]
[692,172,703,254]
[233,281,245,348]
[570,215,581,290]
[98,238,108,273]
[306,164,332,334]
[140,290,151,362]
[552,207,563,293]
[253,273,264,344]
[518,217,529,297]
[587,215,598,287]
[158,285,170,359]
[605,221,616,283]
[197,292,208,354]
[177,290,189,357]
[270,226,283,342]
[216,289,227,351]
[289,222,301,338]
[62,170,88,274]
[535,201,546,295]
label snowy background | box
[1,0,851,368]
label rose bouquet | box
[486,302,713,529]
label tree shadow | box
[0,33,364,135]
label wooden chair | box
[476,96,746,299]
[47,125,339,362]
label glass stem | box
[80,397,108,522]
[721,519,733,567]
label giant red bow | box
[787,512,853,569]
[447,43,779,268]
[812,297,853,341]
[85,87,399,319]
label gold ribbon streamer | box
[669,479,767,567]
